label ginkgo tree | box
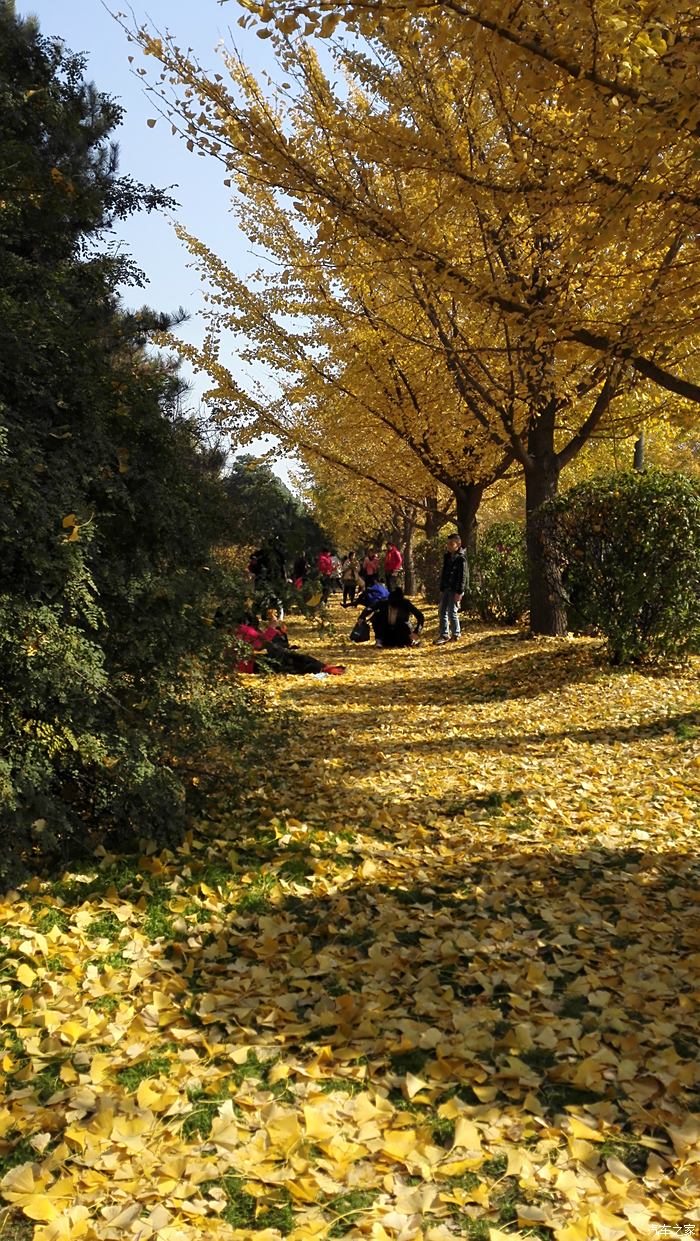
[125,1,699,630]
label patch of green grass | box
[89,995,119,1014]
[100,949,127,970]
[327,1190,379,1237]
[0,1208,34,1241]
[32,1062,64,1103]
[194,861,237,889]
[142,888,174,941]
[431,1115,455,1146]
[504,815,535,834]
[116,1054,171,1092]
[183,1059,277,1138]
[48,860,142,904]
[36,908,69,933]
[521,1047,557,1071]
[255,1199,294,1234]
[182,1097,226,1140]
[559,993,588,1018]
[675,721,699,741]
[319,1077,363,1095]
[45,954,68,973]
[598,1138,648,1175]
[211,1170,294,1234]
[492,1175,520,1222]
[481,1153,508,1178]
[232,1051,274,1086]
[277,850,314,880]
[0,1137,37,1177]
[452,1218,489,1240]
[211,1175,256,1229]
[236,873,277,916]
[537,1080,603,1116]
[85,912,122,942]
[388,1047,432,1075]
[446,1170,481,1191]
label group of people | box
[242,530,468,666]
[349,532,468,649]
[331,543,404,606]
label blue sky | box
[22,0,288,464]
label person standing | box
[341,551,360,607]
[384,541,403,590]
[292,551,309,588]
[362,547,380,586]
[435,533,468,645]
[330,552,342,594]
[318,548,334,602]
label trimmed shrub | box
[414,531,457,602]
[548,469,700,664]
[471,522,529,624]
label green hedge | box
[471,522,529,624]
[547,469,700,664]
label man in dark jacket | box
[435,534,468,644]
[371,587,424,648]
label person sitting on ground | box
[235,614,344,675]
[349,580,389,643]
[354,580,389,616]
[371,587,424,649]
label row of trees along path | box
[124,0,700,635]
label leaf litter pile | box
[2,615,700,1241]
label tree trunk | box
[525,454,567,635]
[633,432,645,471]
[424,494,442,540]
[402,513,416,595]
[453,483,484,562]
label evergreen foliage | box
[0,8,252,882]
[548,470,700,664]
[222,455,326,559]
[471,523,529,624]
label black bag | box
[350,618,371,643]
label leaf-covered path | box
[2,614,700,1241]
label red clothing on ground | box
[235,622,264,673]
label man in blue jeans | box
[435,533,468,644]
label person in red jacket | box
[384,542,403,590]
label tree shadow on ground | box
[316,706,700,763]
[173,835,700,1143]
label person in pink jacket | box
[362,548,380,586]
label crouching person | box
[371,587,424,649]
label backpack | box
[349,618,371,643]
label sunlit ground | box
[1,602,699,1241]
